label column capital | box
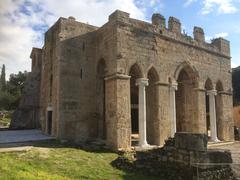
[136,78,149,86]
[207,89,217,96]
[169,82,178,91]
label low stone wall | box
[112,132,236,180]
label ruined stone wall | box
[57,16,120,142]
[113,11,233,144]
[113,133,235,180]
[10,48,42,129]
[38,10,234,149]
[40,20,61,136]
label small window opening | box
[80,69,83,79]
[82,42,85,51]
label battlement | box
[107,10,230,57]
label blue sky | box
[0,0,240,78]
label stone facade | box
[233,106,240,128]
[27,10,233,150]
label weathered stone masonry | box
[25,10,234,150]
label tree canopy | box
[0,65,29,110]
[0,64,6,92]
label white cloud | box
[184,0,197,7]
[184,0,238,14]
[0,0,146,78]
[205,32,229,42]
[214,32,229,38]
[202,0,237,14]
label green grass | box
[0,141,161,180]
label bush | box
[0,91,16,110]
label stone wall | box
[34,10,234,150]
[113,10,233,145]
[10,48,42,129]
[113,133,235,180]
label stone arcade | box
[27,10,234,150]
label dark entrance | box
[47,111,52,135]
[131,93,138,133]
[129,63,143,146]
[205,78,213,137]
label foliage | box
[0,64,6,91]
[0,140,160,180]
[7,71,28,96]
[0,65,29,111]
[0,91,16,110]
[233,66,240,106]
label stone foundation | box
[113,132,235,180]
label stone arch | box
[146,66,159,145]
[146,65,159,82]
[216,80,224,140]
[96,58,106,139]
[175,62,199,132]
[129,63,144,145]
[128,63,144,79]
[205,78,214,90]
[216,80,224,91]
[204,78,214,137]
[174,61,199,85]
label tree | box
[0,91,15,110]
[0,64,6,92]
[7,71,28,96]
[0,70,29,110]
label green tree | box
[0,91,15,110]
[0,64,6,92]
[0,70,29,110]
[7,71,28,96]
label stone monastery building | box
[29,10,234,150]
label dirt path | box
[0,129,54,144]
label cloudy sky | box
[0,0,240,78]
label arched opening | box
[175,65,197,132]
[146,67,159,145]
[205,78,214,137]
[96,59,106,139]
[216,80,224,140]
[129,63,143,146]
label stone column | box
[136,78,149,147]
[104,74,131,151]
[169,82,178,137]
[207,90,219,142]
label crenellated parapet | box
[107,10,230,58]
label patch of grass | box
[0,140,161,180]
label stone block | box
[174,132,208,151]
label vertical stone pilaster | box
[105,74,131,151]
[136,78,149,147]
[169,82,178,137]
[219,92,234,141]
[156,82,171,146]
[194,88,207,134]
